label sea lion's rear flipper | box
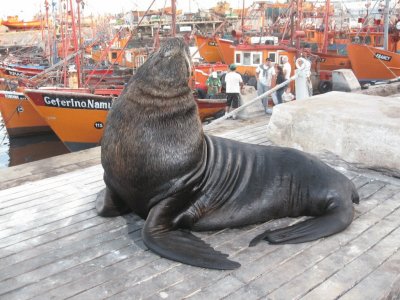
[249,205,354,246]
[142,199,241,270]
[96,187,132,217]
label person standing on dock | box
[274,65,286,104]
[256,58,276,114]
[206,72,221,99]
[282,56,292,93]
[224,64,243,119]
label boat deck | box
[0,114,399,299]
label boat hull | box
[347,44,400,82]
[194,35,223,63]
[0,90,51,137]
[215,37,234,65]
[1,20,42,31]
[24,89,114,152]
[196,98,226,121]
[314,52,351,71]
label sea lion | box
[96,37,359,270]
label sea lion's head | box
[133,37,191,98]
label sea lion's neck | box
[129,84,199,121]
[138,82,191,100]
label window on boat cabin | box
[352,36,364,44]
[375,36,383,46]
[243,53,251,65]
[235,52,262,66]
[364,36,371,45]
[253,53,261,65]
[279,55,288,65]
[235,53,241,64]
[268,52,276,63]
[111,52,118,59]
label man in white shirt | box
[224,64,243,119]
[256,58,276,114]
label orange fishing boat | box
[196,98,226,121]
[0,64,46,78]
[310,51,351,72]
[347,44,400,82]
[194,35,224,63]
[1,16,43,31]
[214,36,235,65]
[0,90,51,137]
[24,89,116,151]
[24,88,226,152]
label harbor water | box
[0,115,70,169]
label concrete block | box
[267,91,400,177]
[332,69,361,92]
[237,85,264,119]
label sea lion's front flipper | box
[250,205,354,246]
[96,187,132,217]
[142,198,241,270]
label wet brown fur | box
[100,38,204,217]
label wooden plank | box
[0,147,101,190]
[299,227,400,298]
[0,217,143,294]
[0,165,102,202]
[266,210,400,299]
[222,190,400,298]
[1,111,400,299]
[339,250,400,299]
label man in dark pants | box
[224,64,243,119]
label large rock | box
[267,91,400,177]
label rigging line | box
[280,0,295,44]
[152,0,169,49]
[90,0,157,89]
[355,0,380,37]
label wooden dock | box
[0,113,399,299]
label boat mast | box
[76,0,83,86]
[171,0,176,37]
[295,0,303,51]
[241,0,245,32]
[321,0,330,53]
[45,0,52,64]
[69,0,81,87]
[260,2,265,44]
[383,0,389,50]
